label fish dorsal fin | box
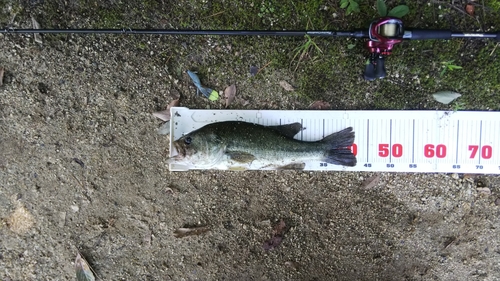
[267,122,303,138]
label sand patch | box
[5,204,35,234]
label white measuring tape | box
[169,108,499,174]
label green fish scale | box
[197,121,326,159]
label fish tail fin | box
[321,127,357,167]
[325,149,357,167]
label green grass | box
[291,34,323,72]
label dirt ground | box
[2,1,500,280]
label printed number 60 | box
[424,144,446,158]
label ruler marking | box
[366,119,370,163]
[479,120,483,164]
[389,119,393,163]
[455,120,460,164]
[322,119,325,139]
[412,119,415,163]
[301,119,303,141]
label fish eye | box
[184,137,192,145]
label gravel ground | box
[2,13,500,281]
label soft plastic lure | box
[186,70,219,101]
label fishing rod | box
[2,17,499,80]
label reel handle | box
[363,55,386,81]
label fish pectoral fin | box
[226,151,256,163]
[276,162,306,170]
[268,122,304,138]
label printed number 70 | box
[469,145,492,159]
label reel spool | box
[364,17,405,81]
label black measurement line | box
[478,120,483,164]
[322,119,325,139]
[366,119,370,163]
[301,119,303,141]
[455,120,460,164]
[412,119,415,163]
[389,119,393,163]
[280,118,282,126]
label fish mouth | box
[172,141,182,156]
[166,142,184,164]
[170,142,179,157]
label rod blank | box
[0,28,350,37]
[1,27,498,41]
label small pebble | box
[285,261,300,270]
[59,212,67,227]
[250,66,258,76]
[476,187,491,195]
[0,67,4,86]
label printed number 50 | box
[378,143,403,158]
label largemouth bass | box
[171,121,356,170]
